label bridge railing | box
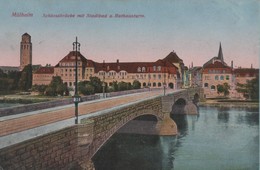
[0,94,100,117]
[106,88,150,98]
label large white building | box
[33,51,185,90]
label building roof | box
[55,51,87,67]
[162,51,183,63]
[92,59,178,74]
[22,32,31,37]
[34,67,54,74]
[203,60,231,69]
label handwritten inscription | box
[12,12,33,17]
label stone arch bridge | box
[0,88,202,170]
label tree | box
[109,81,118,92]
[89,77,103,93]
[236,77,259,100]
[32,84,48,95]
[45,76,66,96]
[132,80,141,89]
[18,64,32,91]
[217,83,230,97]
[78,81,95,95]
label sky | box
[0,0,259,68]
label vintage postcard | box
[0,1,259,170]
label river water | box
[93,106,259,170]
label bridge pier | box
[184,101,198,115]
[79,160,95,170]
[157,113,178,136]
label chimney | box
[231,60,233,68]
[191,62,193,68]
[103,60,105,70]
[251,64,253,68]
[117,59,120,70]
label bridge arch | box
[171,98,187,115]
[94,109,162,147]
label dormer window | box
[153,66,156,71]
[137,67,141,72]
[157,66,161,71]
[142,67,146,72]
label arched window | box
[137,67,141,72]
[220,75,224,80]
[204,83,208,88]
[211,85,215,90]
[153,82,156,87]
[215,75,219,80]
[142,67,146,72]
[168,83,174,89]
[226,75,229,80]
[157,66,161,71]
[143,82,146,87]
[153,66,156,71]
[158,82,162,87]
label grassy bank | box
[199,99,259,108]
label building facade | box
[201,43,234,98]
[33,51,184,90]
[33,67,54,85]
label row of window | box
[137,66,162,72]
[59,62,82,67]
[204,75,230,81]
[215,75,229,80]
[204,83,229,91]
[61,74,81,77]
[208,69,227,74]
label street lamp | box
[102,60,106,98]
[163,61,167,96]
[73,37,81,124]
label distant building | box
[186,66,202,87]
[0,66,19,73]
[202,43,234,98]
[20,33,32,71]
[33,51,185,90]
[33,66,54,85]
[232,68,259,98]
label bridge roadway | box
[0,89,181,149]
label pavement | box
[0,89,171,137]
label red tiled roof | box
[34,67,54,74]
[203,61,231,69]
[162,51,183,63]
[92,59,178,74]
[59,51,87,63]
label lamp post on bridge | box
[163,61,167,96]
[73,37,81,124]
[102,60,106,98]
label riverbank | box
[199,99,259,108]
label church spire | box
[217,42,224,62]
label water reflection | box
[93,106,259,170]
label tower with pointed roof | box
[217,42,224,62]
[20,33,32,70]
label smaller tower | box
[217,42,224,62]
[20,33,32,70]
